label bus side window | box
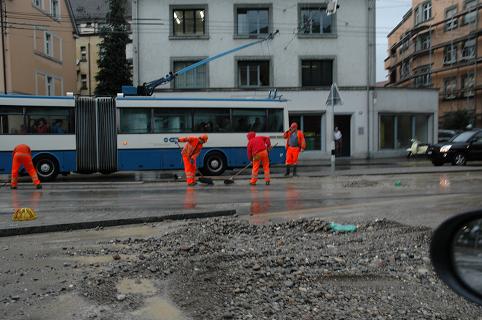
[232,109,267,132]
[153,109,192,133]
[120,108,151,134]
[267,109,283,132]
[25,107,73,134]
[193,109,230,133]
[0,107,24,134]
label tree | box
[95,0,131,96]
[442,110,473,130]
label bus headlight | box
[440,145,452,153]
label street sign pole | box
[330,84,335,174]
[325,83,343,175]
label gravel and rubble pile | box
[77,217,482,319]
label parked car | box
[428,129,482,166]
[438,129,459,143]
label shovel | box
[175,142,214,185]
[224,162,252,185]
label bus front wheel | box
[35,156,59,182]
[202,152,227,176]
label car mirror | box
[431,210,482,306]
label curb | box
[0,209,236,238]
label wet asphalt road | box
[0,168,482,230]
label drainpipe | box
[133,0,140,86]
[0,0,7,93]
[366,0,376,159]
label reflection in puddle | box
[117,278,158,295]
[249,187,271,225]
[183,187,197,209]
[131,297,187,320]
[439,175,451,191]
[11,190,42,210]
[285,184,303,212]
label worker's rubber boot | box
[265,181,270,185]
[284,166,291,176]
[293,166,298,177]
[36,184,42,190]
[10,186,17,190]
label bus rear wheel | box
[202,152,227,176]
[35,156,59,182]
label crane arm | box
[123,30,279,96]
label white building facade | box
[132,0,438,159]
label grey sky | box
[376,0,412,82]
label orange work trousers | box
[286,146,301,166]
[250,149,270,184]
[182,155,197,185]
[11,153,40,187]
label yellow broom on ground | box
[12,208,37,221]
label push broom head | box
[12,208,37,221]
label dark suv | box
[429,129,482,166]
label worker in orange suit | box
[178,135,208,186]
[283,122,306,177]
[10,144,42,190]
[246,131,271,186]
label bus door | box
[75,97,117,174]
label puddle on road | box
[117,278,158,295]
[131,296,187,320]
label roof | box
[65,0,79,35]
[69,0,131,23]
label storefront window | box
[397,115,412,148]
[380,115,395,149]
[288,114,322,151]
[379,114,430,150]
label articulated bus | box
[0,95,288,181]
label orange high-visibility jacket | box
[13,144,32,155]
[178,136,203,160]
[283,130,306,150]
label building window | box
[389,68,397,84]
[80,74,87,90]
[46,76,53,96]
[444,44,457,64]
[379,114,430,149]
[80,46,87,61]
[173,60,208,89]
[238,60,270,88]
[301,59,333,87]
[236,8,269,36]
[33,0,43,9]
[51,0,60,19]
[399,33,410,54]
[172,8,206,36]
[400,59,410,80]
[445,7,458,31]
[463,72,475,97]
[44,32,52,56]
[444,77,457,99]
[414,65,432,87]
[464,0,477,24]
[299,6,333,34]
[415,1,432,25]
[462,38,476,60]
[415,33,431,51]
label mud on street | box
[1,172,482,319]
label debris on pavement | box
[71,217,481,319]
[329,222,358,233]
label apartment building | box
[385,0,481,127]
[0,0,78,95]
[132,0,438,158]
[70,0,132,95]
